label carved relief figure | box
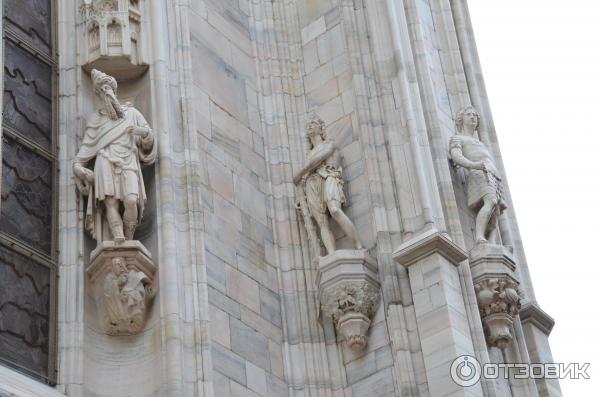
[73,69,156,243]
[294,115,362,255]
[449,106,507,244]
[103,257,152,335]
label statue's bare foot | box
[476,237,487,245]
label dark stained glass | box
[0,136,52,253]
[0,243,51,379]
[3,40,52,150]
[1,0,56,384]
[3,0,52,55]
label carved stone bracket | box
[474,277,520,349]
[317,250,380,350]
[86,240,157,335]
[80,0,148,80]
[470,244,521,349]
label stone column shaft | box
[394,230,484,396]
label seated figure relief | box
[103,256,153,335]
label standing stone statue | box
[103,256,152,335]
[294,115,362,255]
[73,69,156,243]
[449,106,507,244]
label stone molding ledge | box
[0,365,66,397]
[392,228,467,267]
[520,303,555,336]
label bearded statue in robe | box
[73,69,157,243]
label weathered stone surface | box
[212,344,247,386]
[230,318,270,370]
[37,1,561,396]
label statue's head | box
[455,106,480,133]
[91,69,123,120]
[305,114,326,149]
[111,257,127,275]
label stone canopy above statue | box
[80,0,148,81]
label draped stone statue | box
[449,106,507,245]
[76,69,158,336]
[73,69,157,243]
[293,115,362,255]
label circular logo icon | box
[450,355,482,387]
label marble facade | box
[0,0,560,396]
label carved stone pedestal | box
[87,240,157,335]
[470,243,521,349]
[316,250,380,351]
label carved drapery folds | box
[75,69,157,335]
[80,0,147,80]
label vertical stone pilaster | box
[394,230,484,396]
[520,304,562,397]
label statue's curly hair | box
[305,114,326,148]
[455,105,480,132]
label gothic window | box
[0,0,57,384]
